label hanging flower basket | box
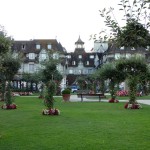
[1,103,17,109]
[124,102,142,109]
[109,99,119,103]
[42,108,60,115]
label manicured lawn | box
[0,96,150,150]
[106,94,150,100]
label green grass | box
[0,96,150,150]
[105,94,150,100]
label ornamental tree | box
[44,80,56,109]
[92,71,105,95]
[116,56,148,104]
[76,76,87,92]
[38,58,63,109]
[0,51,21,105]
[96,63,126,100]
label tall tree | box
[0,25,12,55]
[96,63,125,101]
[0,51,21,105]
[39,58,63,109]
[97,0,150,49]
[116,56,148,105]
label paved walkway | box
[69,95,150,105]
[20,95,150,105]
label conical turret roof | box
[75,36,84,44]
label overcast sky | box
[1,0,120,52]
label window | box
[115,53,120,59]
[78,55,82,59]
[29,64,34,73]
[131,47,135,50]
[36,44,40,49]
[146,46,149,51]
[72,61,76,65]
[41,53,47,60]
[47,44,51,49]
[79,70,82,74]
[69,70,73,74]
[29,53,35,60]
[67,55,71,58]
[88,69,92,74]
[89,55,94,59]
[86,61,89,65]
[120,46,124,50]
[22,44,25,50]
[53,53,58,59]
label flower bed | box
[117,90,142,97]
[109,99,119,103]
[116,90,128,96]
[1,103,17,109]
[42,108,60,115]
[124,102,142,109]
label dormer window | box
[36,44,40,49]
[146,46,149,51]
[120,46,124,50]
[47,44,51,49]
[131,47,135,50]
[29,53,35,60]
[78,55,82,59]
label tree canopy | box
[96,0,150,48]
[0,25,12,55]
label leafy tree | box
[44,80,56,109]
[0,25,12,55]
[38,58,63,108]
[96,63,125,100]
[0,51,21,105]
[96,0,150,49]
[138,68,150,95]
[93,71,106,94]
[86,75,97,93]
[116,56,148,104]
[0,25,12,100]
[76,76,87,92]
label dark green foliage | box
[62,88,71,94]
[44,80,56,109]
[1,56,21,80]
[96,63,126,99]
[76,76,87,90]
[0,26,11,55]
[22,72,42,83]
[116,57,147,75]
[98,0,150,48]
[41,62,63,83]
[116,56,149,103]
[5,81,15,105]
[117,19,150,48]
[0,51,21,105]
